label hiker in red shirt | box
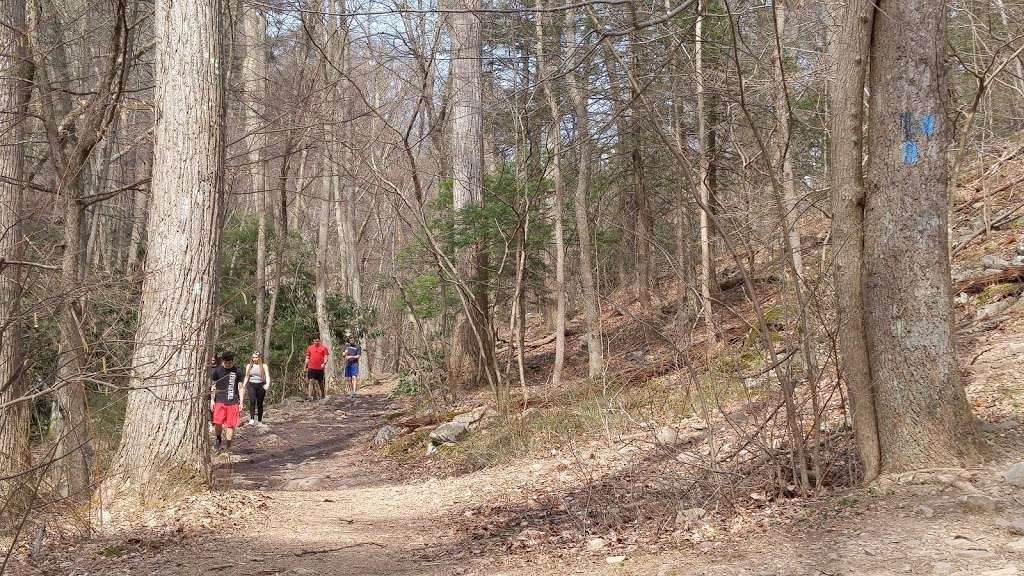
[306,335,330,400]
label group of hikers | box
[207,335,363,453]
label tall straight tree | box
[828,0,880,481]
[244,3,269,356]
[770,0,803,278]
[566,13,603,380]
[448,0,499,398]
[0,0,31,510]
[831,0,981,477]
[695,0,716,343]
[102,0,226,501]
[29,0,129,498]
[536,0,566,385]
[862,0,980,472]
[325,0,361,306]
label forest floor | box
[10,362,1024,576]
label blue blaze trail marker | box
[902,141,920,166]
[898,112,936,166]
[920,114,936,137]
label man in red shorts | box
[210,351,244,453]
[305,336,330,400]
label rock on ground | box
[285,476,325,491]
[430,422,469,445]
[1003,462,1024,488]
[655,426,679,445]
[452,406,488,428]
[373,425,398,446]
[981,255,1012,270]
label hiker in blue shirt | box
[343,338,362,399]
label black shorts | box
[306,368,325,382]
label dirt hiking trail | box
[15,370,1024,576]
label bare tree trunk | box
[0,0,31,512]
[327,0,361,307]
[536,1,566,386]
[863,0,981,473]
[101,0,226,505]
[29,0,130,498]
[244,4,268,355]
[627,23,652,310]
[828,0,880,482]
[51,195,93,498]
[696,0,716,344]
[447,0,499,401]
[567,18,603,380]
[667,0,696,332]
[316,178,338,386]
[264,139,294,351]
[771,0,803,278]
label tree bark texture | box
[536,2,566,386]
[0,0,31,510]
[244,4,269,356]
[827,0,881,482]
[447,0,498,398]
[696,0,716,343]
[316,178,339,385]
[567,21,603,380]
[863,0,981,473]
[102,0,226,503]
[771,0,803,278]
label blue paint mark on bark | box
[900,112,914,139]
[920,114,936,137]
[902,141,919,165]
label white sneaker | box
[248,418,255,425]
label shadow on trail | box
[213,392,396,491]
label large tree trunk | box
[447,0,499,400]
[566,19,603,380]
[51,193,93,499]
[828,0,881,482]
[0,0,31,513]
[863,0,981,473]
[244,4,268,356]
[536,2,566,386]
[101,0,226,505]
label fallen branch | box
[495,328,574,354]
[952,199,1024,255]
[295,542,385,557]
[953,265,1024,294]
[954,173,1024,213]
